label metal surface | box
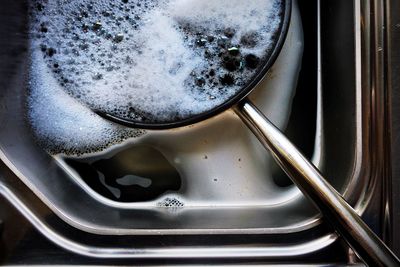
[0,177,338,259]
[0,0,395,264]
[236,100,400,266]
[0,0,314,236]
[388,0,400,258]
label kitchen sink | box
[0,0,396,264]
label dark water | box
[65,145,181,202]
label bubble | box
[195,77,206,87]
[113,33,124,43]
[92,21,102,30]
[244,54,260,69]
[220,74,235,86]
[92,72,103,80]
[46,47,56,57]
[227,47,240,56]
[223,28,236,38]
[240,31,259,48]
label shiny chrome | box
[0,0,396,263]
[0,175,338,259]
[236,100,400,266]
[234,0,400,264]
[0,1,309,236]
[387,0,400,256]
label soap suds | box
[27,49,145,155]
[27,0,283,154]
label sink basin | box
[0,0,391,262]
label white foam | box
[170,0,280,53]
[29,0,283,122]
[27,49,144,155]
[28,0,283,154]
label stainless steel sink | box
[0,0,395,264]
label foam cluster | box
[27,49,145,155]
[28,0,283,124]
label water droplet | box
[92,73,103,80]
[113,33,124,43]
[228,47,240,56]
[36,3,44,11]
[196,38,208,47]
[40,25,48,33]
[220,74,234,85]
[245,54,260,69]
[217,36,229,48]
[195,77,206,87]
[92,21,102,31]
[46,48,56,57]
[240,32,258,48]
[224,28,236,38]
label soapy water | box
[27,0,283,155]
[27,49,145,155]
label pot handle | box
[236,99,400,267]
